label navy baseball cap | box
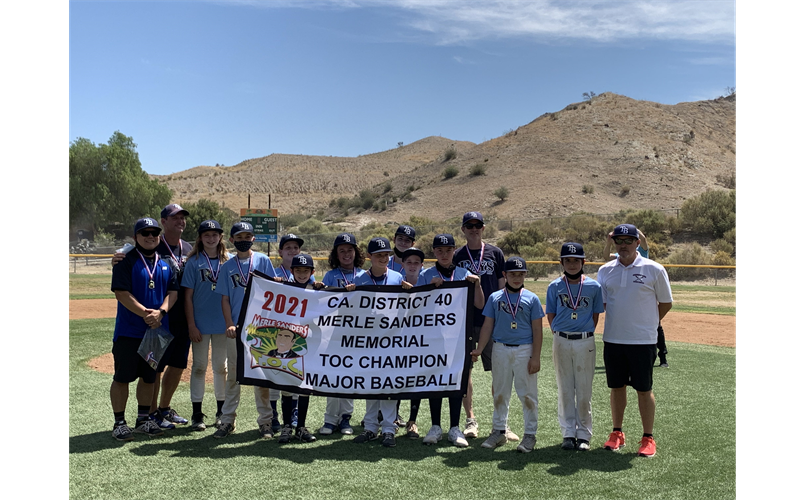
[134,217,161,234]
[504,256,527,272]
[279,233,304,249]
[401,247,425,262]
[367,237,392,254]
[432,233,456,248]
[560,242,586,259]
[612,224,639,239]
[198,220,223,234]
[394,225,416,240]
[333,232,357,247]
[291,253,315,269]
[161,203,189,219]
[462,211,484,225]
[230,221,254,237]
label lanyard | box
[504,288,523,329]
[235,253,253,286]
[161,235,183,268]
[562,275,585,311]
[339,267,357,285]
[136,250,159,289]
[466,242,485,274]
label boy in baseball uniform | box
[471,256,544,453]
[545,242,604,451]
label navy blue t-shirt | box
[453,243,505,326]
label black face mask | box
[435,262,455,275]
[505,283,524,292]
[394,247,405,259]
[563,269,584,280]
[135,241,156,257]
[233,240,254,253]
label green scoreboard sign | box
[240,209,278,243]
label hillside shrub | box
[722,227,736,246]
[712,251,735,266]
[443,166,459,179]
[469,164,486,176]
[494,186,509,201]
[716,172,736,189]
[499,224,547,254]
[679,189,735,238]
[663,243,712,281]
[619,186,631,197]
[582,185,594,194]
[710,239,734,256]
[358,189,377,209]
[443,147,457,162]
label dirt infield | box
[74,298,735,383]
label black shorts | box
[113,336,158,384]
[603,342,657,392]
[471,325,493,372]
[157,328,191,372]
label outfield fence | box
[69,254,736,285]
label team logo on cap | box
[143,219,154,226]
[297,256,307,265]
[404,227,411,235]
[439,235,449,244]
[376,239,386,248]
[514,259,523,268]
[206,221,216,229]
[618,226,630,234]
[567,244,577,253]
[288,233,297,238]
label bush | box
[443,147,457,162]
[716,172,736,189]
[663,243,712,281]
[499,223,547,254]
[712,251,735,266]
[382,183,392,194]
[679,189,736,238]
[722,227,736,247]
[443,166,459,179]
[93,229,116,246]
[469,164,486,176]
[494,186,509,201]
[582,184,594,194]
[297,218,325,235]
[358,189,376,209]
[619,186,631,197]
[710,239,734,256]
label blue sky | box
[69,0,736,175]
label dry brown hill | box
[157,92,735,224]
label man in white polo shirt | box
[596,224,672,458]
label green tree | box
[69,131,172,232]
[181,199,239,241]
[679,189,736,238]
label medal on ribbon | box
[563,275,585,320]
[137,250,160,290]
[466,242,485,275]
[203,251,220,291]
[504,288,523,330]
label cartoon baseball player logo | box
[246,324,308,381]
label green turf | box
[70,319,735,500]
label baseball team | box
[108,204,672,457]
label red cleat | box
[603,431,625,451]
[638,436,656,457]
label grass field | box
[69,317,735,499]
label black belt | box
[495,341,524,347]
[557,332,594,340]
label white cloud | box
[216,0,735,44]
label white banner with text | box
[236,273,474,399]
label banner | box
[235,272,474,400]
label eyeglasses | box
[463,223,484,229]
[613,237,636,245]
[138,230,160,237]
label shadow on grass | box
[72,426,635,474]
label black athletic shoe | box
[296,427,317,443]
[381,432,396,448]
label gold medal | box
[571,312,577,320]
[511,321,517,330]
[211,283,216,291]
[149,280,155,289]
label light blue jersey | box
[545,276,604,334]
[322,267,366,287]
[416,265,472,286]
[274,264,294,282]
[354,269,404,286]
[215,252,275,326]
[482,288,545,345]
[181,253,234,334]
[387,255,405,274]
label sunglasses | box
[613,237,636,245]
[463,222,484,229]
[138,230,161,237]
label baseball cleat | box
[296,427,317,443]
[259,423,275,440]
[214,411,223,430]
[318,423,336,435]
[481,431,507,449]
[112,423,134,442]
[447,426,468,448]
[604,431,626,451]
[278,425,294,443]
[213,422,235,438]
[190,413,207,431]
[561,437,577,450]
[353,430,377,443]
[638,436,656,457]
[405,421,420,439]
[339,414,354,435]
[463,418,479,439]
[517,434,536,453]
[381,432,396,448]
[576,439,591,451]
[422,425,443,445]
[162,408,188,425]
[660,362,669,368]
[134,418,165,437]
